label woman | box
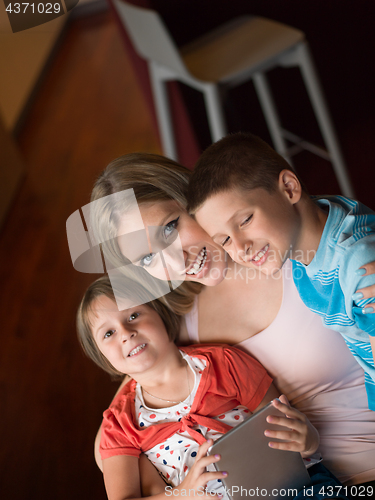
[90,153,375,486]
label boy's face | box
[194,185,301,275]
[91,296,172,376]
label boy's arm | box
[342,243,375,336]
[371,337,375,368]
[252,384,319,458]
[355,260,375,314]
[264,396,319,458]
[223,348,319,457]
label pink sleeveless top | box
[184,260,375,485]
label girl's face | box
[91,295,172,377]
[116,200,228,286]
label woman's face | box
[116,200,228,286]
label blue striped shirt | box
[291,196,375,410]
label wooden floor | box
[0,10,160,500]
[1,5,374,500]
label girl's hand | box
[264,395,319,458]
[176,439,226,499]
[355,261,375,314]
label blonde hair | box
[90,153,202,315]
[77,275,181,378]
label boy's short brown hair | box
[188,132,305,214]
[77,276,181,379]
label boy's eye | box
[163,217,179,239]
[139,253,155,267]
[104,330,115,339]
[221,236,230,247]
[129,312,140,322]
[240,215,253,227]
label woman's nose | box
[161,239,186,277]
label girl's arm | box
[95,428,166,494]
[95,376,131,472]
[103,440,225,500]
[94,380,167,497]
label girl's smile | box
[91,296,174,377]
[128,343,147,357]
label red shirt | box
[100,344,272,459]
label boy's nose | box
[233,237,251,261]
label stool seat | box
[112,0,354,198]
[182,16,304,85]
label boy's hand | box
[176,439,226,499]
[264,395,319,458]
[355,261,375,314]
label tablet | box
[209,402,311,500]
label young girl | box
[77,276,351,500]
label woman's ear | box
[278,169,302,205]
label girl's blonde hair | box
[90,153,202,315]
[77,276,181,378]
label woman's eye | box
[240,215,253,227]
[221,236,230,247]
[163,217,179,239]
[104,330,115,339]
[140,253,155,267]
[129,312,140,322]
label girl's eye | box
[129,312,140,322]
[221,236,230,247]
[163,217,179,239]
[104,330,115,339]
[140,253,155,267]
[240,215,253,227]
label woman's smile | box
[118,200,228,286]
[185,247,207,276]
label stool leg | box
[149,63,178,161]
[202,84,227,143]
[296,43,354,198]
[253,72,291,164]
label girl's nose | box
[120,327,137,343]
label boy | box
[187,132,375,410]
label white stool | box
[112,0,354,197]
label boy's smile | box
[194,184,301,275]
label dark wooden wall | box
[1,2,374,499]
